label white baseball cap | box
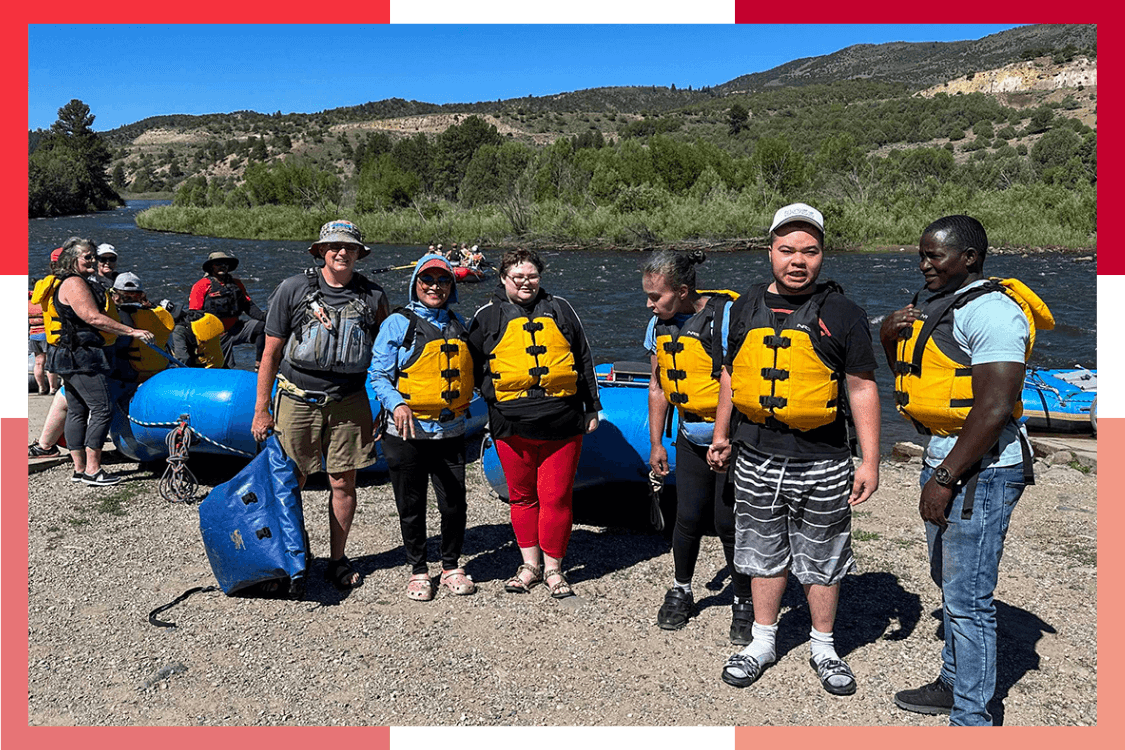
[97,243,118,258]
[112,272,144,292]
[769,203,824,235]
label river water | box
[29,201,1097,452]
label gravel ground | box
[26,447,1097,727]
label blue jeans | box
[922,464,1026,726]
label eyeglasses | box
[324,243,360,254]
[98,258,117,264]
[79,254,96,261]
[418,274,453,287]
[506,274,540,285]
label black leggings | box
[381,433,468,575]
[63,372,114,451]
[673,433,752,600]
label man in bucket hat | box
[252,219,389,592]
[189,250,267,368]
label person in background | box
[45,238,155,486]
[108,273,174,385]
[29,248,63,396]
[709,203,880,696]
[467,248,601,599]
[251,220,389,591]
[642,249,753,645]
[189,250,267,368]
[883,215,1045,726]
[169,307,227,369]
[370,253,476,601]
[95,244,119,288]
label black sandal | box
[326,555,361,591]
[722,653,766,688]
[810,657,857,696]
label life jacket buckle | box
[666,369,687,381]
[763,335,791,349]
[761,367,789,381]
[669,393,689,405]
[663,341,684,353]
[524,321,544,332]
[525,345,548,356]
[760,395,787,409]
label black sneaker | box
[70,471,85,483]
[656,587,693,630]
[28,443,60,458]
[730,602,754,645]
[894,678,954,715]
[81,469,124,487]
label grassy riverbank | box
[136,182,1096,251]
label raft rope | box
[126,413,256,503]
[159,420,200,503]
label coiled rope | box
[157,420,198,503]
[127,413,256,503]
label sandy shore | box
[25,393,1097,727]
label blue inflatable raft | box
[481,362,677,500]
[1021,367,1097,434]
[109,367,488,468]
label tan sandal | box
[406,573,435,601]
[544,568,574,599]
[504,563,542,594]
[440,568,477,596]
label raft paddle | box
[144,341,190,369]
[369,262,418,275]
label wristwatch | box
[933,465,958,488]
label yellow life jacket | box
[729,283,842,432]
[653,290,737,422]
[31,276,62,343]
[487,299,578,403]
[44,275,119,348]
[395,310,475,420]
[122,306,175,381]
[190,312,227,369]
[893,278,1054,436]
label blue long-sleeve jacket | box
[368,255,469,439]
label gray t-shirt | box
[265,268,388,397]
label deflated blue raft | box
[482,362,677,500]
[109,366,489,469]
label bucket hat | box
[310,219,370,259]
[202,251,240,273]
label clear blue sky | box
[29,24,1025,132]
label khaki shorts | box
[274,389,377,475]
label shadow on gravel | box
[767,572,924,663]
[921,601,1056,726]
[341,481,678,587]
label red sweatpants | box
[495,433,584,559]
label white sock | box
[809,626,839,663]
[810,627,851,689]
[674,579,692,596]
[737,621,777,666]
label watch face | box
[934,467,954,486]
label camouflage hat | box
[310,219,370,259]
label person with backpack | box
[251,220,389,591]
[189,250,266,368]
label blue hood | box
[409,253,458,304]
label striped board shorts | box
[731,444,856,586]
